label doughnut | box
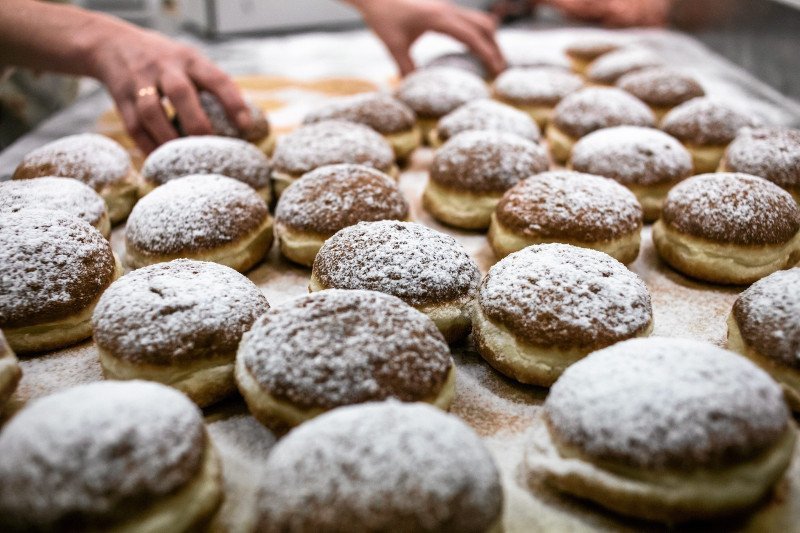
[564,37,623,74]
[526,337,796,523]
[311,221,481,343]
[489,171,643,262]
[0,210,121,354]
[197,91,275,155]
[394,66,490,141]
[424,130,550,230]
[140,136,272,201]
[0,331,21,409]
[12,133,140,223]
[303,92,421,160]
[728,267,800,411]
[661,97,759,174]
[429,99,541,147]
[0,381,222,532]
[547,87,655,164]
[125,174,273,273]
[235,290,455,429]
[473,243,653,386]
[569,126,694,221]
[0,176,110,238]
[492,67,584,128]
[254,402,503,532]
[274,164,409,267]
[585,47,662,85]
[719,127,800,202]
[653,173,800,284]
[270,120,396,197]
[616,67,705,121]
[424,51,492,80]
[93,259,270,407]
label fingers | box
[383,34,416,76]
[117,99,156,154]
[160,69,212,136]
[435,16,506,75]
[189,59,252,132]
[134,86,179,147]
[459,9,498,38]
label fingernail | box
[237,110,253,130]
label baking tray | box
[3,28,800,532]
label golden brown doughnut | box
[546,87,655,164]
[564,37,623,74]
[492,67,584,128]
[0,209,121,354]
[424,130,549,230]
[255,402,503,532]
[585,47,661,85]
[12,133,140,224]
[303,92,421,160]
[719,127,800,203]
[0,176,110,238]
[93,259,270,407]
[140,136,272,201]
[235,290,455,430]
[473,244,653,386]
[0,331,21,409]
[125,174,273,273]
[728,267,800,411]
[526,338,796,523]
[653,173,800,284]
[616,67,705,121]
[394,66,490,141]
[311,221,481,343]
[274,164,408,267]
[569,125,694,221]
[0,381,223,532]
[661,97,759,173]
[270,120,396,196]
[489,171,643,262]
[429,98,541,147]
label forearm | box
[0,0,129,79]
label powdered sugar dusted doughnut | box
[395,66,490,140]
[431,99,541,147]
[12,133,140,223]
[474,243,653,386]
[197,91,274,154]
[0,331,21,408]
[311,221,481,343]
[547,87,655,163]
[616,67,704,120]
[661,97,760,173]
[653,173,800,284]
[493,67,584,128]
[585,47,661,85]
[303,93,420,160]
[720,127,800,202]
[236,290,455,429]
[570,126,693,221]
[424,51,492,80]
[141,136,272,201]
[527,337,796,523]
[93,259,270,407]
[424,130,550,229]
[489,171,643,262]
[0,380,222,531]
[565,37,623,73]
[255,402,502,532]
[0,209,121,354]
[125,174,273,273]
[271,120,396,196]
[274,164,409,267]
[729,268,800,410]
[0,176,110,238]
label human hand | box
[547,0,671,27]
[88,22,251,153]
[349,0,506,76]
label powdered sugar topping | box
[198,91,270,142]
[553,87,655,138]
[0,177,107,227]
[313,221,480,307]
[661,97,760,145]
[724,127,800,190]
[394,66,490,118]
[493,67,583,105]
[571,126,693,185]
[239,290,451,409]
[586,47,662,84]
[437,99,541,142]
[303,92,416,135]
[616,67,704,107]
[545,338,790,469]
[257,402,502,532]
